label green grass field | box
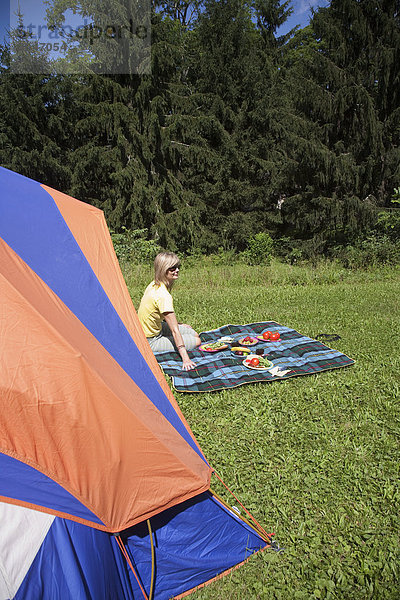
[125,260,400,600]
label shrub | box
[336,235,400,269]
[391,186,400,204]
[375,210,400,240]
[110,228,161,264]
[210,247,238,266]
[241,232,274,266]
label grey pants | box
[147,322,199,352]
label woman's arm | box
[163,311,196,371]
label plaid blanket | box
[154,321,355,393]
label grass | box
[124,259,400,600]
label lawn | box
[125,260,400,600]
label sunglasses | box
[167,264,180,272]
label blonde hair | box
[154,252,180,289]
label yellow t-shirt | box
[138,281,174,338]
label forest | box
[1,0,399,259]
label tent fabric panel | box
[0,502,55,600]
[0,454,104,526]
[14,518,133,600]
[44,184,203,457]
[42,185,139,342]
[0,240,210,532]
[173,551,266,599]
[0,168,205,462]
[125,492,267,600]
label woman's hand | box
[182,357,196,371]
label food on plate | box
[238,336,257,346]
[244,354,273,370]
[262,331,272,340]
[201,341,228,351]
[231,346,251,356]
[270,332,281,341]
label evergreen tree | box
[129,12,209,250]
[190,0,302,248]
[274,0,400,250]
[46,0,151,75]
[253,0,296,47]
[312,0,400,208]
[6,0,395,256]
[44,0,213,250]
[154,0,205,27]
[0,48,72,189]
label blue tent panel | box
[125,491,267,600]
[14,518,133,600]
[11,492,267,600]
[0,453,105,526]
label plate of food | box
[256,331,281,342]
[231,346,252,356]
[243,354,273,370]
[199,341,229,353]
[238,336,258,346]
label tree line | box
[1,0,399,256]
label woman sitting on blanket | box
[138,252,201,371]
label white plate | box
[238,337,258,346]
[243,354,273,371]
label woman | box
[138,252,201,371]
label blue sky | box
[277,0,329,36]
[0,3,9,44]
[2,1,82,44]
[0,0,329,46]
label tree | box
[46,0,151,75]
[42,1,211,250]
[252,0,296,47]
[183,0,286,248]
[0,48,72,189]
[272,0,400,251]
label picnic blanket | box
[154,321,355,393]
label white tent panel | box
[0,502,55,600]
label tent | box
[0,166,270,599]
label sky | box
[0,0,330,49]
[2,1,83,45]
[0,3,9,44]
[277,0,329,36]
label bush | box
[210,247,238,266]
[375,210,400,240]
[241,232,274,266]
[336,235,400,269]
[391,186,400,204]
[110,228,161,264]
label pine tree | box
[0,47,72,190]
[190,0,307,249]
[44,1,214,251]
[272,0,400,250]
[182,0,266,248]
[311,0,400,210]
[129,12,209,250]
[253,0,296,47]
[46,0,151,75]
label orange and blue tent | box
[0,166,269,599]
